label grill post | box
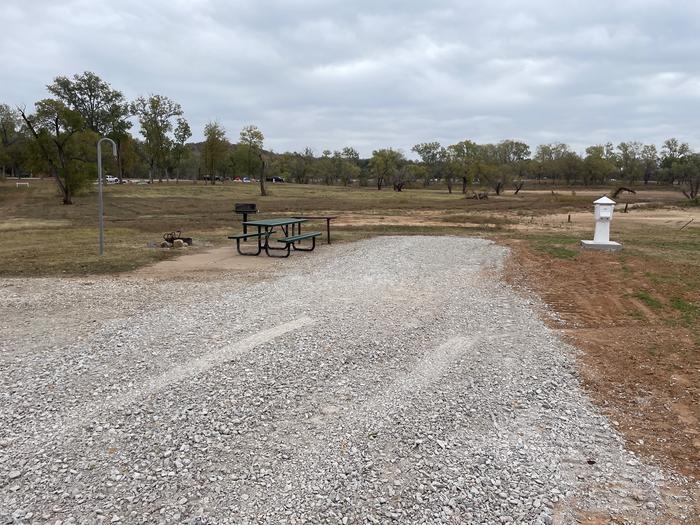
[235,203,258,235]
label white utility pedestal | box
[580,196,623,251]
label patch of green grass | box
[440,213,514,225]
[0,179,694,277]
[518,232,581,260]
[670,297,699,313]
[520,233,581,245]
[644,271,676,284]
[670,297,700,326]
[628,309,646,321]
[537,245,578,259]
[633,291,664,310]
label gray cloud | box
[2,0,700,156]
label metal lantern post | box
[97,138,118,256]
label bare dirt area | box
[127,246,283,281]
[505,242,700,487]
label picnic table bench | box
[273,231,322,257]
[228,230,274,256]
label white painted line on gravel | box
[368,336,476,408]
[10,317,315,451]
[108,316,315,410]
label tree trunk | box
[116,141,124,182]
[259,153,267,196]
[247,148,252,179]
[377,176,383,190]
[446,178,453,194]
[63,183,72,205]
[56,148,72,204]
[461,176,467,194]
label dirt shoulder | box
[504,240,700,483]
[126,245,282,280]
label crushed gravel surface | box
[0,236,695,524]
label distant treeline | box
[1,71,698,203]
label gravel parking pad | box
[0,236,694,524]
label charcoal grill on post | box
[234,203,258,234]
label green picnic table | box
[228,217,322,258]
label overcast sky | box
[2,0,700,157]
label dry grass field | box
[1,177,699,488]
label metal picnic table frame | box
[292,215,337,244]
[242,217,308,255]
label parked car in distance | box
[265,176,285,183]
[243,177,251,183]
[104,176,119,184]
[233,177,243,183]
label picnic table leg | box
[266,224,289,251]
[258,226,265,252]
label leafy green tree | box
[202,121,228,185]
[496,140,530,164]
[584,145,616,185]
[284,147,314,184]
[370,148,404,190]
[412,141,442,187]
[171,118,191,182]
[0,104,24,178]
[533,143,570,183]
[48,72,132,180]
[239,125,266,195]
[342,146,359,164]
[489,140,531,194]
[131,95,183,182]
[660,138,691,185]
[474,144,502,194]
[447,140,479,193]
[231,144,261,178]
[681,154,700,200]
[19,100,94,204]
[118,134,141,179]
[616,141,643,184]
[345,162,361,187]
[48,72,125,133]
[641,144,658,185]
[660,138,691,167]
[559,151,584,185]
[330,151,345,186]
[439,146,461,194]
[316,149,333,185]
[340,146,360,186]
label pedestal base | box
[580,240,623,252]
